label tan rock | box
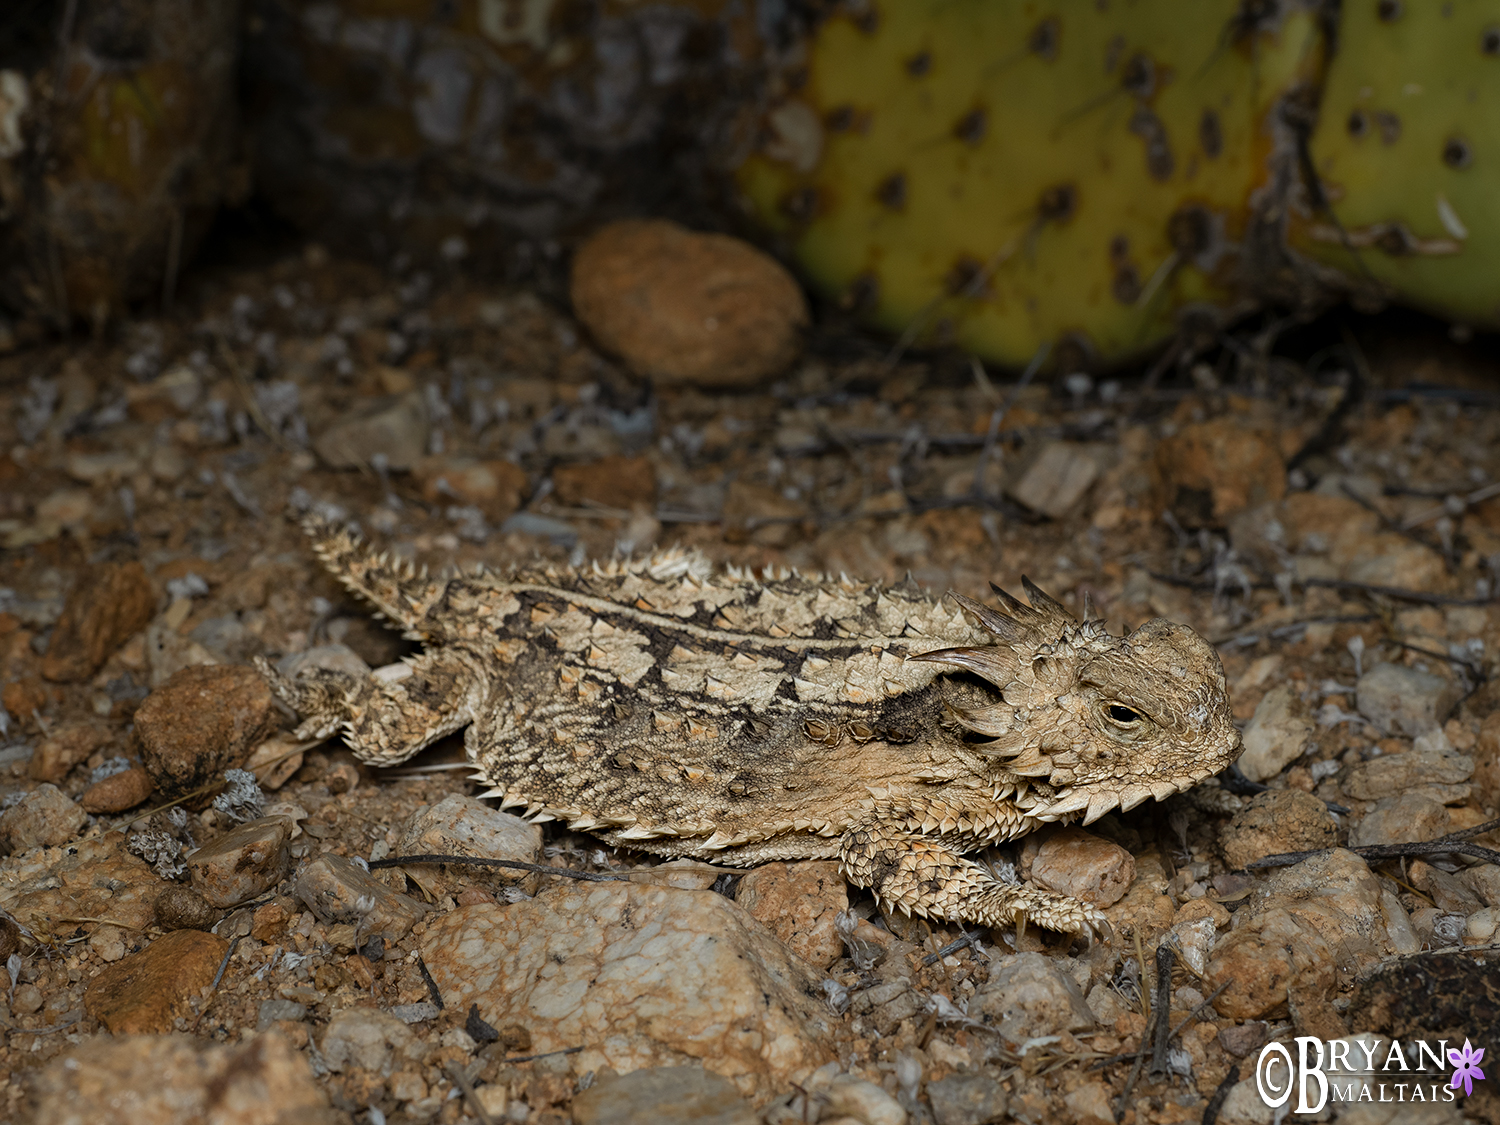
[421,884,835,1098]
[1006,442,1100,519]
[553,454,657,511]
[395,792,543,899]
[187,816,293,908]
[573,1066,758,1125]
[1341,746,1473,801]
[2,834,162,935]
[84,928,229,1033]
[734,861,849,970]
[969,951,1095,1041]
[40,560,156,682]
[80,766,154,813]
[1152,420,1286,527]
[134,664,280,805]
[1028,827,1136,907]
[0,784,87,853]
[1475,710,1500,809]
[1101,851,1175,946]
[1208,849,1417,1019]
[154,886,220,931]
[414,456,528,518]
[295,853,428,943]
[27,722,113,782]
[21,1030,336,1125]
[313,390,428,470]
[1219,789,1338,870]
[1348,791,1452,847]
[1237,685,1315,782]
[571,219,808,389]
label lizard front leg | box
[839,812,1109,938]
[255,646,490,767]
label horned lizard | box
[260,516,1240,937]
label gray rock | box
[927,1073,1009,1125]
[396,792,543,899]
[0,784,88,854]
[319,1006,420,1075]
[969,952,1094,1042]
[295,853,428,942]
[187,816,292,908]
[572,1067,757,1125]
[1348,792,1451,848]
[1340,748,1473,802]
[257,998,308,1030]
[275,644,372,681]
[314,391,428,470]
[420,882,835,1099]
[1459,864,1500,909]
[799,1064,906,1125]
[851,979,920,1035]
[1355,663,1460,736]
[1237,685,1315,782]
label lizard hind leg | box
[254,647,489,768]
[839,822,1109,940]
[301,514,450,639]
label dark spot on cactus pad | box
[840,273,880,313]
[953,107,987,146]
[1199,109,1223,158]
[906,51,931,77]
[1347,110,1369,139]
[875,172,907,210]
[1168,207,1214,258]
[944,256,990,298]
[1029,18,1059,61]
[1109,236,1130,264]
[1130,108,1175,181]
[1120,53,1155,98]
[1375,225,1416,255]
[1442,137,1473,169]
[1483,26,1500,55]
[1376,0,1403,22]
[1112,263,1142,305]
[854,6,879,35]
[1375,111,1401,145]
[825,106,856,133]
[1038,184,1077,223]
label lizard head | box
[912,581,1241,825]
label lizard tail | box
[301,513,445,639]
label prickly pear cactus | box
[738,1,1325,368]
[1288,0,1500,330]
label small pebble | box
[154,886,220,931]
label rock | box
[258,998,309,1030]
[1005,442,1100,519]
[79,765,154,813]
[414,456,528,518]
[39,560,156,682]
[1459,864,1500,909]
[850,979,921,1036]
[571,219,808,389]
[1348,791,1452,847]
[83,928,229,1033]
[1219,789,1339,870]
[395,792,543,899]
[314,389,428,470]
[1214,1077,1277,1125]
[734,860,849,970]
[143,605,219,688]
[1355,663,1460,737]
[572,1066,758,1125]
[319,1006,420,1074]
[1466,907,1499,945]
[1340,747,1473,802]
[22,1030,336,1125]
[3,834,163,935]
[134,664,280,805]
[1062,1081,1115,1125]
[27,722,113,782]
[295,853,428,943]
[187,816,293,908]
[421,883,835,1098]
[1475,711,1500,809]
[0,783,87,853]
[1217,1021,1270,1058]
[245,735,306,791]
[1207,849,1418,1020]
[553,454,657,512]
[927,1074,1009,1125]
[1101,851,1176,947]
[155,886,220,931]
[1409,861,1483,915]
[275,643,370,681]
[800,1065,906,1125]
[969,952,1095,1042]
[1028,827,1136,908]
[1236,685,1315,782]
[1152,420,1286,528]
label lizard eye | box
[1106,704,1143,725]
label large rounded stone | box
[571,219,808,389]
[134,664,280,805]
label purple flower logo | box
[1449,1039,1486,1097]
